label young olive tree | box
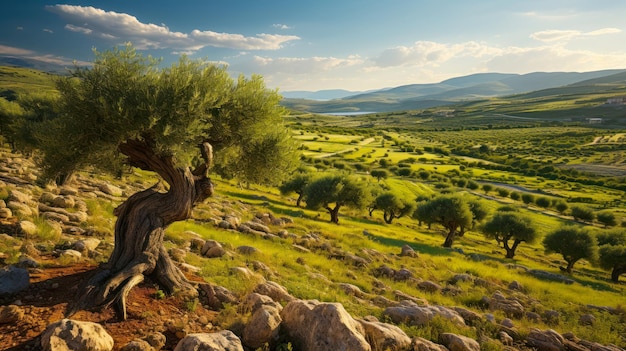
[304,174,373,224]
[414,194,472,247]
[482,210,538,258]
[279,171,314,207]
[373,191,416,224]
[543,226,598,274]
[39,45,297,319]
[596,229,626,282]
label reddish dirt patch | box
[0,263,218,351]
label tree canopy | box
[373,191,416,224]
[38,44,297,186]
[481,210,538,258]
[414,194,472,247]
[543,226,598,273]
[596,229,626,282]
[304,174,373,224]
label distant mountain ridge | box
[281,69,626,113]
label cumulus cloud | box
[531,28,621,42]
[249,55,363,74]
[46,4,299,51]
[371,41,501,68]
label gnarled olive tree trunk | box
[66,139,214,320]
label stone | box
[18,220,38,236]
[236,245,258,255]
[526,328,565,351]
[410,337,449,351]
[199,283,238,310]
[400,244,418,257]
[245,221,271,233]
[240,293,281,314]
[439,333,481,351]
[201,240,221,256]
[382,303,465,327]
[280,299,371,351]
[579,314,596,326]
[120,339,155,351]
[42,211,70,223]
[0,207,11,218]
[339,283,365,298]
[60,249,83,262]
[242,305,282,349]
[52,196,75,209]
[8,189,32,204]
[508,280,523,291]
[0,305,24,324]
[174,331,244,351]
[418,280,443,293]
[253,281,295,303]
[499,331,514,346]
[168,248,187,262]
[143,332,166,350]
[488,292,524,318]
[358,319,412,351]
[8,201,33,217]
[17,254,38,268]
[394,267,414,281]
[98,183,124,197]
[0,265,29,294]
[74,238,101,252]
[41,319,114,351]
[452,307,482,326]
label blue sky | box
[2,0,626,92]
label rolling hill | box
[280,69,626,114]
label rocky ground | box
[1,146,625,351]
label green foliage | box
[279,172,315,207]
[370,169,390,182]
[304,174,374,223]
[37,44,296,186]
[373,191,417,224]
[535,196,551,208]
[596,229,626,282]
[570,205,596,223]
[414,194,473,247]
[482,211,538,258]
[543,226,599,273]
[521,193,535,205]
[596,211,617,228]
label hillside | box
[0,66,58,101]
[280,69,626,114]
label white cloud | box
[531,28,621,42]
[0,44,90,66]
[43,28,54,34]
[249,55,363,74]
[371,41,501,68]
[0,45,33,55]
[47,4,299,52]
[16,26,23,31]
[272,24,291,30]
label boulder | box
[439,333,480,351]
[0,265,29,294]
[175,331,243,351]
[526,328,565,351]
[418,280,443,293]
[8,201,34,217]
[41,319,114,351]
[579,314,596,326]
[98,183,124,197]
[339,283,365,298]
[236,245,258,255]
[8,189,32,204]
[280,299,371,351]
[240,292,281,313]
[74,238,101,252]
[242,305,282,349]
[52,196,75,209]
[487,292,524,318]
[201,240,222,256]
[358,319,412,351]
[411,337,449,351]
[198,283,238,310]
[18,220,38,236]
[119,339,155,351]
[400,244,418,258]
[383,302,465,327]
[143,332,166,350]
[253,281,295,303]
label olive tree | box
[279,171,314,207]
[372,191,416,224]
[543,226,598,274]
[482,210,538,258]
[304,174,373,224]
[413,194,472,247]
[596,229,626,282]
[570,205,595,223]
[39,45,297,320]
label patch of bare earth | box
[0,262,217,351]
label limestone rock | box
[487,291,524,318]
[526,328,565,351]
[18,220,38,236]
[143,332,166,350]
[439,333,480,351]
[418,280,443,293]
[253,281,295,303]
[198,283,238,310]
[242,305,282,349]
[339,283,365,298]
[174,331,244,351]
[41,319,114,351]
[280,299,371,351]
[120,339,155,351]
[358,319,412,351]
[74,238,101,252]
[579,314,596,326]
[411,337,449,351]
[0,265,29,294]
[400,244,418,257]
[240,293,282,314]
[383,302,465,327]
